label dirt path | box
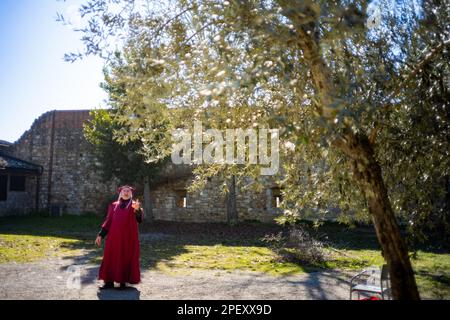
[0,249,354,300]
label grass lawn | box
[0,214,448,299]
[0,214,102,263]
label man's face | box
[120,188,132,200]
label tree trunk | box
[335,132,420,300]
[226,175,238,225]
[143,176,153,222]
[275,2,420,298]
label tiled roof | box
[0,140,12,146]
[0,152,43,174]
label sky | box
[0,0,107,143]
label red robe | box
[98,201,141,284]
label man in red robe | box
[95,185,143,290]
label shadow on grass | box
[0,215,383,273]
[0,214,104,265]
[0,215,442,275]
[135,220,385,275]
[0,213,103,236]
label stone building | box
[0,140,43,215]
[149,171,283,223]
[0,110,116,216]
[0,110,284,222]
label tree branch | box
[401,38,450,87]
[371,38,450,143]
[152,6,194,40]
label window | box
[10,175,25,191]
[0,175,7,201]
[175,189,187,208]
[271,187,283,208]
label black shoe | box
[118,283,127,290]
[99,282,114,290]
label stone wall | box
[5,109,286,222]
[0,174,38,216]
[150,175,283,223]
[9,110,116,215]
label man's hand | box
[95,235,102,247]
[132,199,141,211]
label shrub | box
[262,224,326,265]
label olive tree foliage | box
[375,1,450,248]
[83,107,170,185]
[61,0,449,298]
[83,108,141,184]
[81,44,177,224]
[64,0,448,233]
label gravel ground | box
[0,249,354,300]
